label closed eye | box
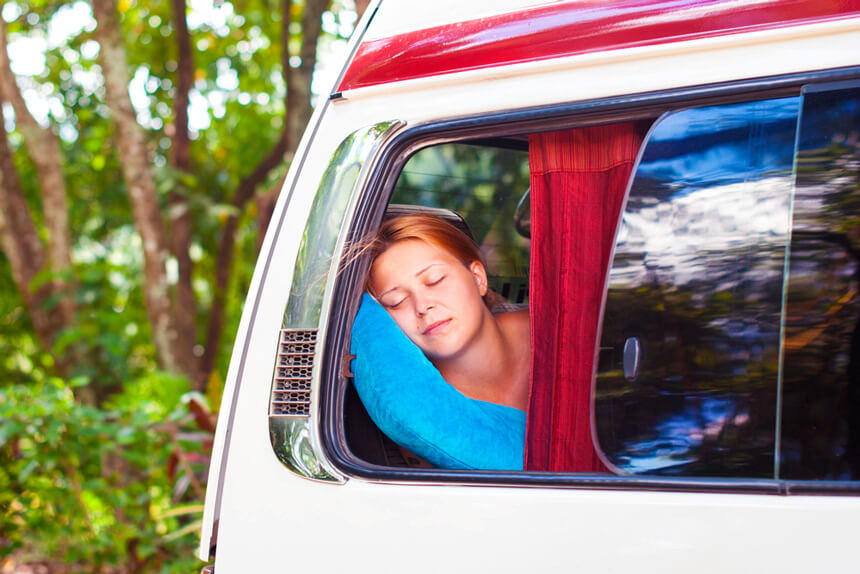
[384,296,407,309]
[427,275,445,286]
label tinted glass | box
[595,98,800,476]
[781,84,860,480]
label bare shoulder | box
[496,308,530,345]
[497,309,531,406]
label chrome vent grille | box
[270,329,316,417]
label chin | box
[423,340,466,362]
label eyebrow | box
[378,263,444,298]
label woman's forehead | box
[372,240,458,283]
[377,240,454,271]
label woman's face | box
[370,239,489,361]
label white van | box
[199,1,860,571]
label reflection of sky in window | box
[650,98,800,142]
[636,97,800,195]
[613,96,801,289]
[622,397,748,473]
[601,98,796,476]
[612,176,792,288]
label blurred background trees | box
[0,0,365,570]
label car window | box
[337,82,860,485]
[781,83,860,480]
[343,141,532,467]
[595,97,800,477]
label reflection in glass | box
[286,122,398,329]
[596,98,800,477]
[781,85,860,480]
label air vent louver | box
[269,329,316,417]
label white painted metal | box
[201,0,860,569]
[217,479,860,572]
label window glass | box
[595,98,800,476]
[781,84,860,480]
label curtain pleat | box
[525,122,646,472]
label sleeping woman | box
[349,213,530,470]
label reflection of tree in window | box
[596,98,799,477]
[782,85,860,480]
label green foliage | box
[0,0,360,568]
[0,0,360,394]
[0,257,55,385]
[106,370,191,416]
[0,377,210,572]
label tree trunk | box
[0,19,75,328]
[256,0,328,239]
[288,0,328,152]
[0,107,59,351]
[92,0,182,375]
[169,0,203,388]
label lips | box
[422,318,451,336]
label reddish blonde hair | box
[363,213,501,308]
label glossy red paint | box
[338,0,860,92]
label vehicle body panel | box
[200,0,860,569]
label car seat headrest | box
[383,204,475,241]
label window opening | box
[343,141,532,467]
[322,72,860,491]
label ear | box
[468,261,488,297]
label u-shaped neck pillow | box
[350,293,526,470]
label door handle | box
[623,337,641,382]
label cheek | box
[386,308,418,336]
[442,275,482,308]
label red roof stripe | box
[338,0,860,92]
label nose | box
[413,292,434,316]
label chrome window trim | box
[320,66,860,494]
[268,120,406,483]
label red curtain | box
[525,122,646,472]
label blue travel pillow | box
[350,293,526,470]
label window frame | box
[319,65,860,494]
